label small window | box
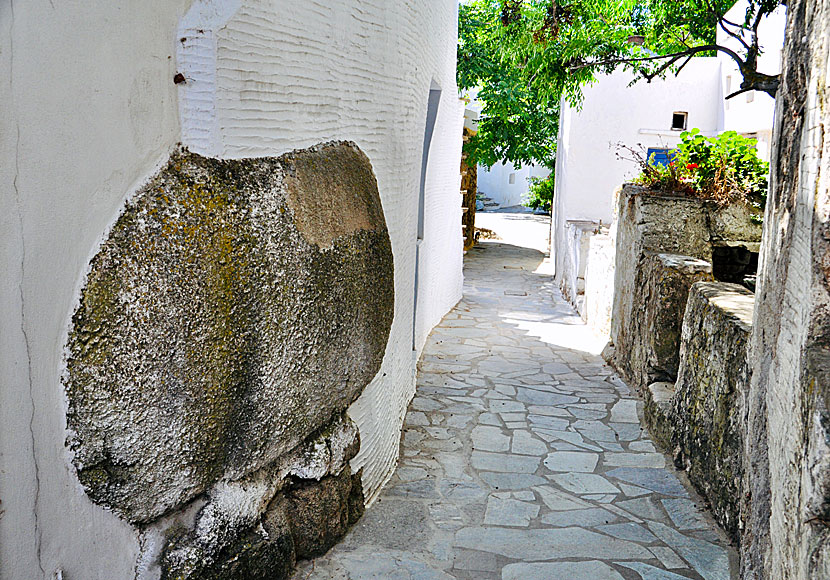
[509,173,516,184]
[746,91,755,103]
[671,112,688,131]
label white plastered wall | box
[551,60,723,288]
[0,0,463,577]
[477,161,550,208]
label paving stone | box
[610,422,645,441]
[512,490,536,501]
[527,414,570,431]
[300,213,734,580]
[582,494,618,502]
[573,420,619,442]
[472,426,510,452]
[533,485,592,511]
[516,388,579,406]
[648,546,689,569]
[453,549,498,572]
[480,473,547,490]
[428,503,465,530]
[502,561,625,580]
[483,496,540,527]
[596,523,659,543]
[549,472,621,495]
[471,451,540,473]
[543,451,600,472]
[603,452,666,468]
[616,562,692,579]
[388,479,440,499]
[406,411,431,426]
[454,527,652,560]
[540,507,618,527]
[616,497,670,522]
[661,499,710,530]
[511,431,548,456]
[337,551,454,580]
[629,440,657,453]
[396,467,429,482]
[610,399,640,423]
[647,522,731,580]
[606,468,689,497]
[438,479,488,502]
[478,412,502,426]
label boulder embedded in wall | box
[671,282,753,543]
[64,141,394,523]
[614,252,713,391]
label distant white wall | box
[0,0,462,577]
[552,59,723,288]
[478,161,550,208]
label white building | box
[0,1,463,577]
[551,2,785,333]
[478,161,552,208]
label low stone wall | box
[609,185,760,391]
[614,252,713,391]
[670,282,754,543]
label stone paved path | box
[294,213,737,580]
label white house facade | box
[0,1,464,577]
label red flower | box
[687,163,699,170]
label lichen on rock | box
[64,141,394,524]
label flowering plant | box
[617,129,769,222]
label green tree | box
[459,0,784,169]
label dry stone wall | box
[609,187,760,392]
[672,282,754,543]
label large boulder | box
[64,141,394,523]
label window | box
[671,112,688,131]
[746,91,755,103]
[646,148,676,167]
[508,173,516,184]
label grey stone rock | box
[65,143,394,522]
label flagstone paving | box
[293,213,737,580]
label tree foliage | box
[459,0,785,169]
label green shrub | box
[625,129,769,222]
[525,174,554,213]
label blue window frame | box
[646,148,676,167]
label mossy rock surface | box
[65,142,394,523]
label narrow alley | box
[294,211,737,580]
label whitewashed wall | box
[551,60,722,295]
[0,0,463,577]
[478,161,550,208]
